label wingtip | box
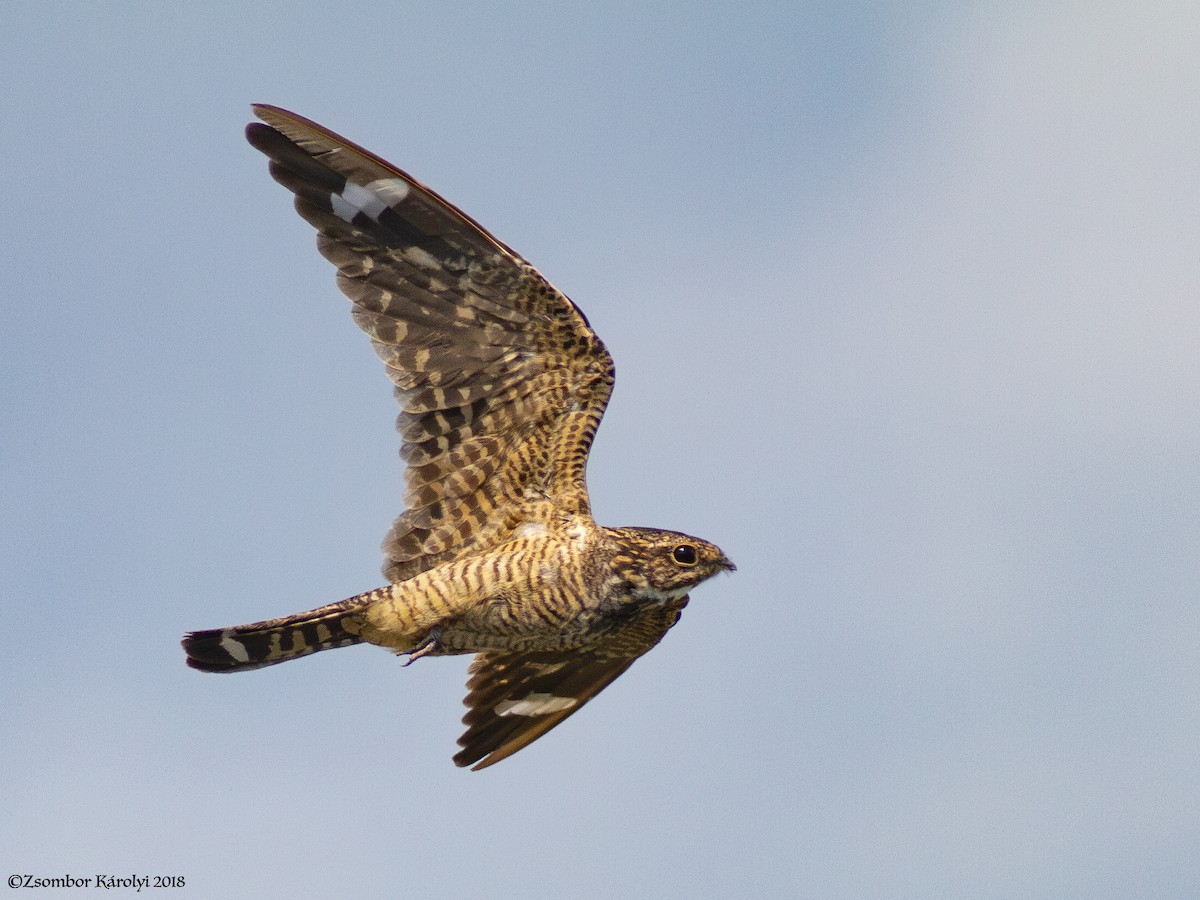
[249,104,305,131]
[451,748,489,771]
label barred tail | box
[182,597,368,673]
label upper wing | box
[455,596,689,770]
[246,105,615,582]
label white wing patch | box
[331,177,410,224]
[495,692,578,717]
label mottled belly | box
[435,597,603,655]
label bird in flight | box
[182,105,734,769]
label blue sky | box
[3,3,1198,897]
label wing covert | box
[246,105,615,582]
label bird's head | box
[605,527,735,601]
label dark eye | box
[672,544,698,566]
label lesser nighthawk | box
[182,106,735,769]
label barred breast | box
[357,521,605,655]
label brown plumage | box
[182,106,734,769]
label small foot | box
[401,628,442,666]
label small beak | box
[718,555,736,573]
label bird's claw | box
[401,629,442,666]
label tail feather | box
[183,598,366,673]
